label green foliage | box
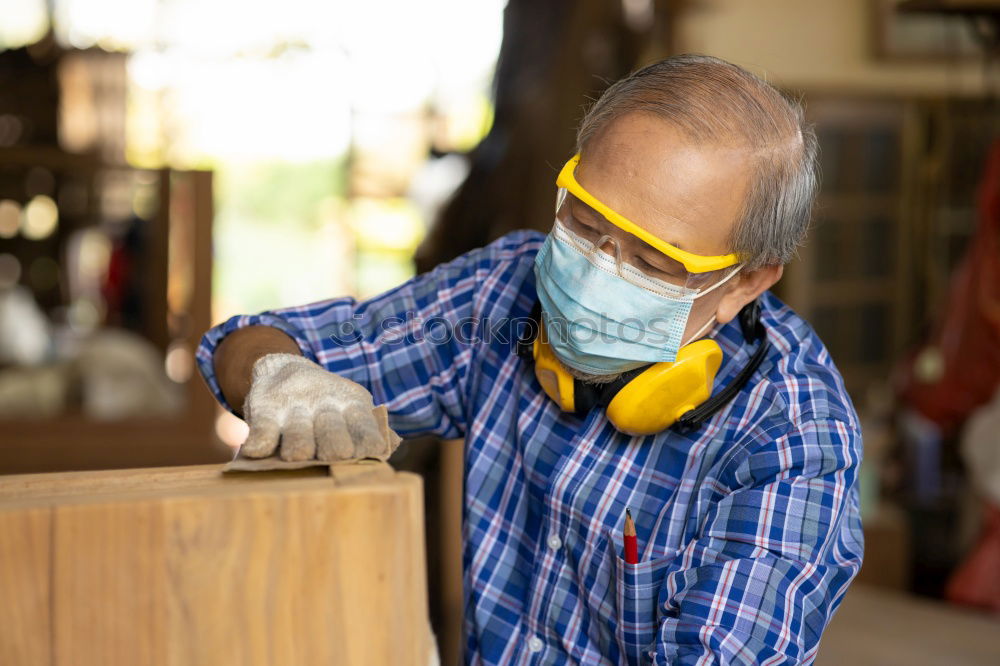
[217,158,348,230]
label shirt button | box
[547,534,562,550]
[528,635,543,653]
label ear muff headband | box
[674,300,768,433]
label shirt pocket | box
[604,528,674,666]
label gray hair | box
[576,54,819,270]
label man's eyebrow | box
[634,232,683,253]
[571,198,604,222]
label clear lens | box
[554,188,732,293]
[555,187,568,214]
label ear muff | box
[527,325,722,434]
[517,300,767,435]
[531,333,576,412]
[605,340,722,436]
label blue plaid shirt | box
[197,231,863,665]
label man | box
[198,55,863,665]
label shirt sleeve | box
[195,233,539,440]
[651,417,864,665]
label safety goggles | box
[555,154,740,288]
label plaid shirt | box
[197,231,863,665]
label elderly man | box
[198,55,862,665]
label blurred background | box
[0,0,998,663]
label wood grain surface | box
[0,507,51,665]
[0,462,429,666]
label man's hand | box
[240,352,392,462]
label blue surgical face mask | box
[533,220,740,376]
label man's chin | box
[554,355,626,385]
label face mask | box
[533,220,740,376]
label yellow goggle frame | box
[556,154,740,274]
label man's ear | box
[715,264,783,324]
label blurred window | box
[17,0,506,315]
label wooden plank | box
[161,489,321,665]
[0,506,51,666]
[0,464,329,502]
[0,462,405,502]
[187,170,216,430]
[159,477,426,665]
[438,439,465,666]
[328,459,396,486]
[53,499,168,666]
[401,472,431,662]
[13,465,429,666]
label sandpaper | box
[223,404,402,472]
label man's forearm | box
[213,325,302,416]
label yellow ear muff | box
[532,334,576,412]
[606,340,723,436]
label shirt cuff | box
[195,311,318,415]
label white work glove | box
[240,353,393,462]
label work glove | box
[239,352,394,462]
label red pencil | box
[624,508,638,564]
